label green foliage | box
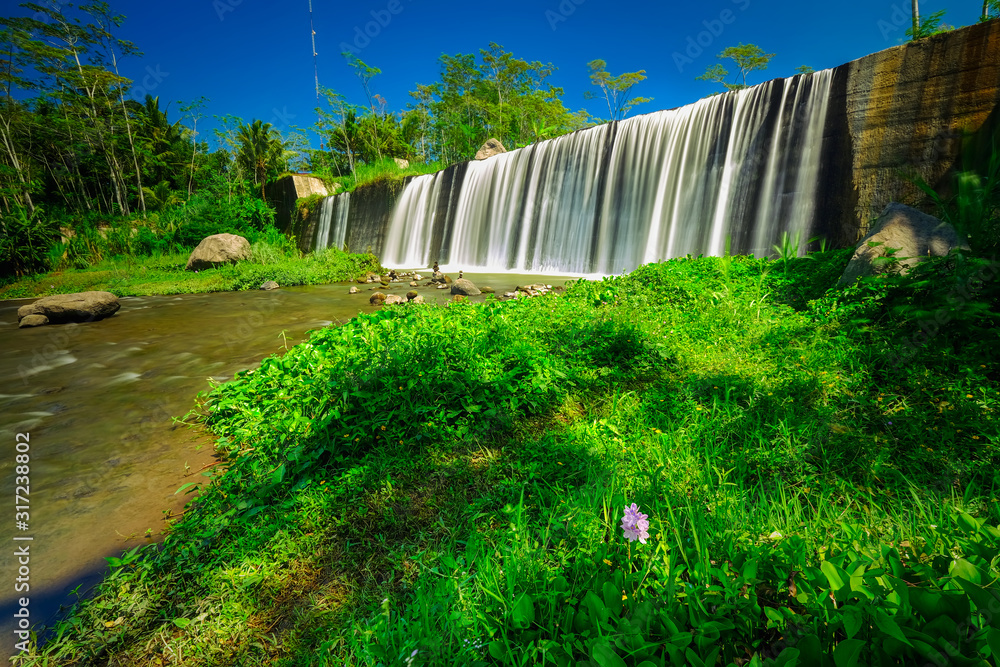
[909,130,1000,256]
[585,59,652,121]
[0,204,58,278]
[906,8,950,39]
[697,44,776,93]
[982,0,1000,21]
[17,247,1000,665]
[235,119,287,200]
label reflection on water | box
[0,272,570,656]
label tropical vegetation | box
[13,131,1000,664]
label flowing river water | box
[0,272,570,659]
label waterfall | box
[313,192,350,252]
[379,69,833,274]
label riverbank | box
[15,249,1000,665]
[0,244,383,300]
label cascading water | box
[313,192,350,252]
[379,69,833,275]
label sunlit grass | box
[18,250,1000,666]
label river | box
[0,272,569,659]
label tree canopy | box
[696,43,776,93]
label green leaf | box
[842,606,864,639]
[986,627,1000,658]
[172,618,191,629]
[592,641,626,667]
[271,463,285,485]
[603,581,623,618]
[949,558,982,584]
[822,560,849,600]
[953,578,1000,629]
[512,593,534,629]
[488,641,506,660]
[833,638,866,667]
[873,610,912,647]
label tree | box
[980,0,999,21]
[906,4,948,39]
[234,119,284,201]
[584,59,651,121]
[179,96,208,199]
[795,65,815,74]
[343,52,385,161]
[696,44,775,93]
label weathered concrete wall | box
[843,18,1000,237]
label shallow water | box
[0,271,571,658]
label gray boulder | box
[838,203,970,287]
[260,280,279,291]
[185,233,251,271]
[349,286,359,294]
[475,138,506,160]
[17,291,120,326]
[451,279,481,296]
[411,295,425,304]
[370,292,387,305]
[384,294,406,305]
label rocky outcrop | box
[450,279,481,296]
[268,174,330,234]
[18,291,120,327]
[475,138,506,160]
[394,158,410,169]
[260,281,279,291]
[185,234,251,271]
[384,294,406,305]
[837,203,969,287]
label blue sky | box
[10,0,986,149]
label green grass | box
[0,244,383,299]
[323,158,445,194]
[14,250,1000,666]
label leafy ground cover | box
[14,248,1000,666]
[0,240,382,299]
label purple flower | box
[621,503,650,544]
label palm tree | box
[912,0,920,36]
[235,119,284,202]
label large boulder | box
[837,203,970,287]
[475,138,506,160]
[17,291,120,326]
[185,234,251,271]
[451,279,481,296]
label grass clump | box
[15,249,1000,666]
[316,157,444,194]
